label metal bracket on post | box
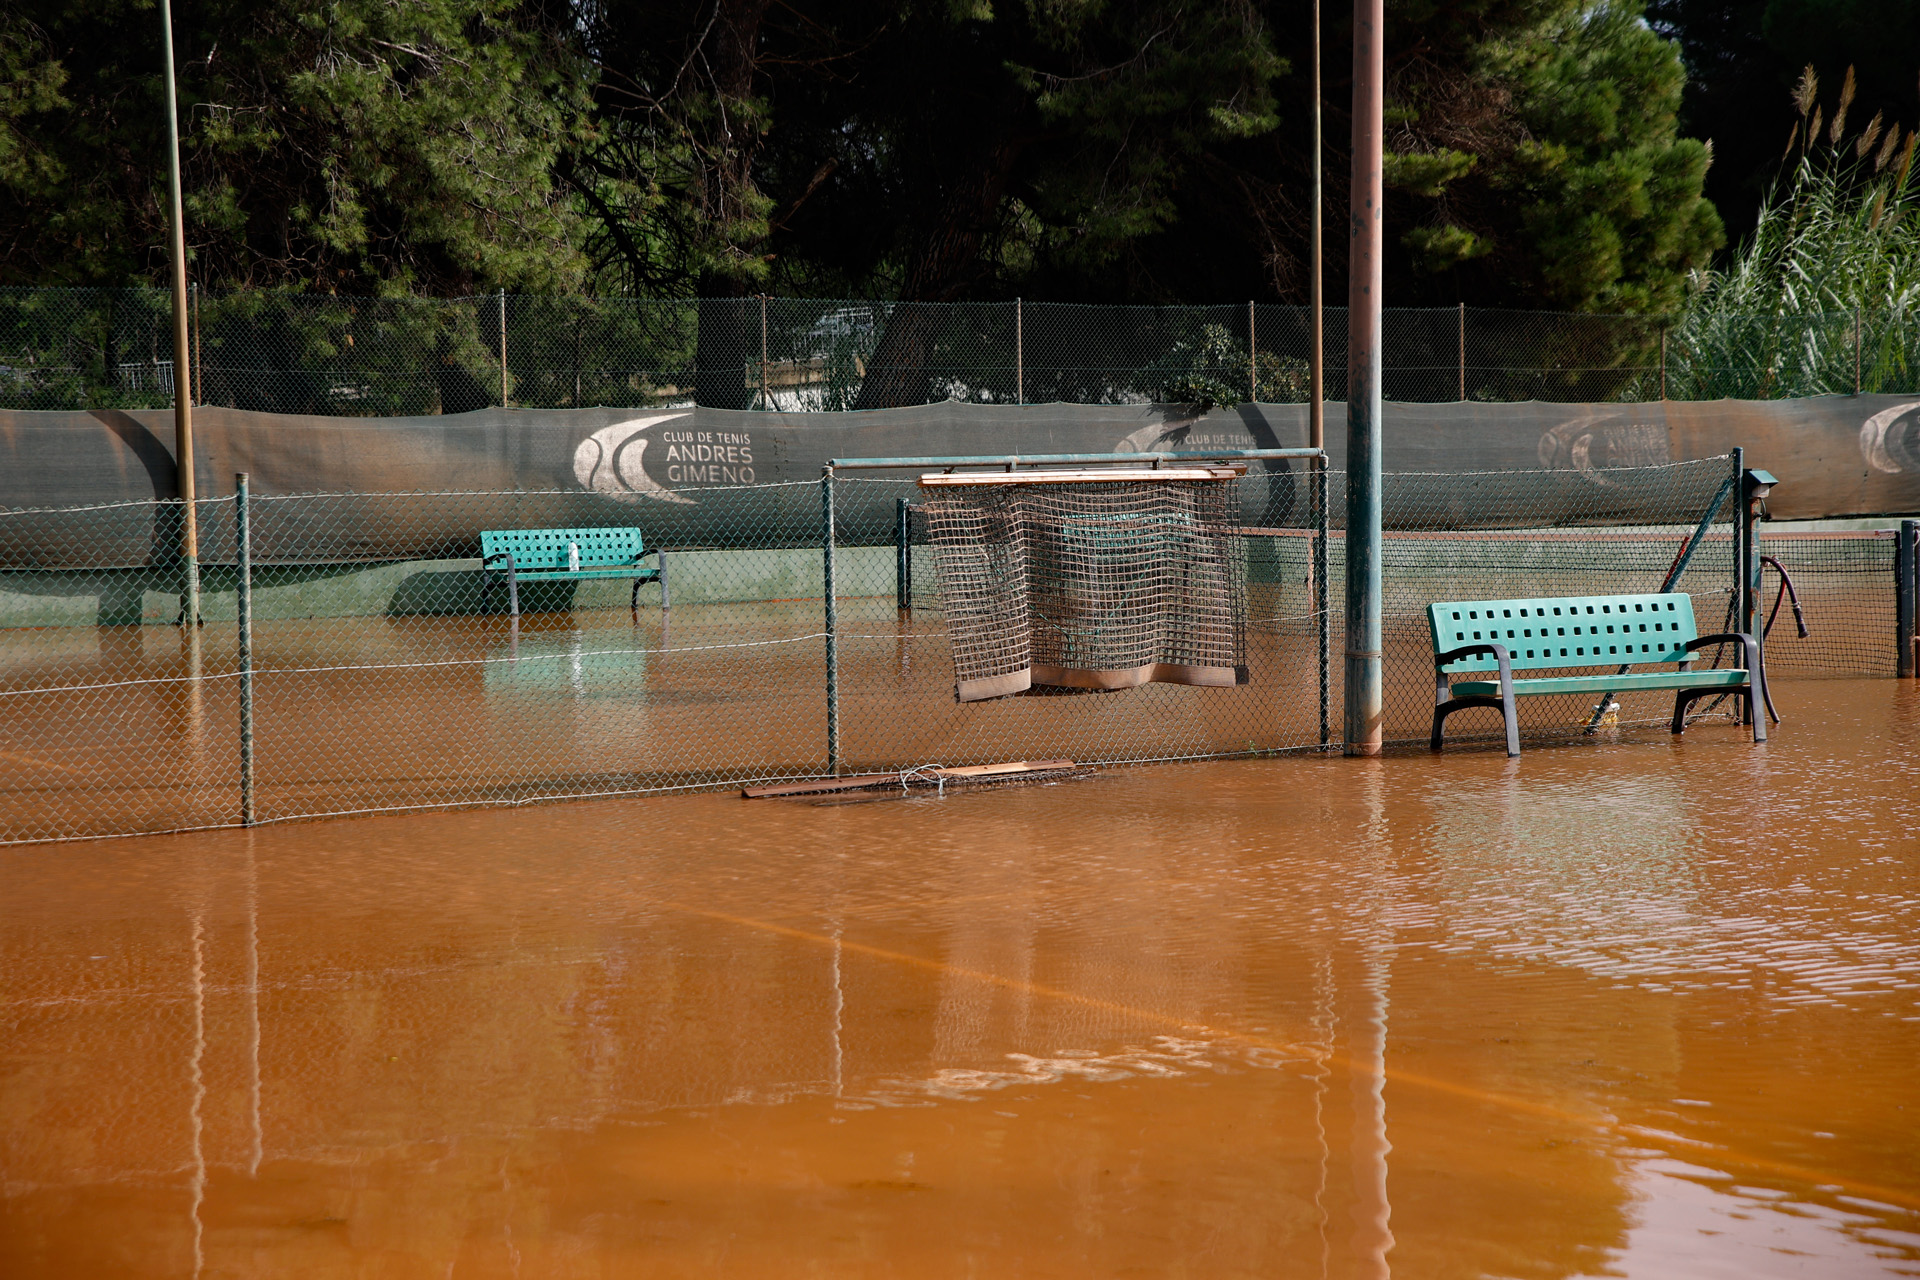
[236,471,255,826]
[1898,519,1918,679]
[823,466,840,775]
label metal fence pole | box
[1855,308,1862,395]
[1315,463,1330,746]
[1898,519,1918,678]
[161,0,198,628]
[1343,0,1385,756]
[1016,298,1024,405]
[1458,301,1466,402]
[190,281,201,407]
[498,289,508,407]
[896,497,912,611]
[823,467,840,773]
[236,471,255,825]
[1660,324,1668,400]
[1249,299,1258,401]
[760,295,770,409]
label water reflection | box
[1,680,1916,1277]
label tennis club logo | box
[572,413,697,504]
[1536,417,1670,483]
[1860,402,1920,474]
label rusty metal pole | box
[160,0,198,626]
[1343,0,1385,756]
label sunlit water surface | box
[4,677,1918,1278]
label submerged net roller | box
[920,468,1251,702]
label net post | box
[236,472,255,826]
[823,466,841,774]
[1897,519,1917,679]
[896,497,911,611]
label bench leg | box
[1431,695,1517,756]
[1673,685,1765,742]
[506,563,518,619]
[658,552,670,610]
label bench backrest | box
[480,526,645,570]
[1428,592,1700,673]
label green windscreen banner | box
[2,396,1914,530]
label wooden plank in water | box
[741,773,898,799]
[933,760,1075,777]
[742,760,1078,799]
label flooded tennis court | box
[4,676,1918,1277]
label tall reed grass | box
[1664,66,1920,399]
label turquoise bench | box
[479,527,667,618]
[1429,591,1766,756]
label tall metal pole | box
[1249,299,1258,401]
[1309,0,1330,745]
[1016,297,1024,405]
[1309,0,1324,453]
[161,0,198,626]
[236,472,255,826]
[1343,0,1385,755]
[822,467,841,774]
[499,288,508,406]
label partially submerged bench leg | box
[1431,642,1521,757]
[630,553,670,614]
[1671,683,1767,743]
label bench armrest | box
[1434,642,1511,669]
[1682,632,1756,662]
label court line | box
[663,899,1920,1213]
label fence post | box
[760,295,770,409]
[1898,519,1918,678]
[236,471,255,826]
[1016,298,1024,406]
[1458,302,1466,402]
[1855,308,1862,395]
[498,289,508,407]
[823,467,840,774]
[1249,299,1258,402]
[896,497,912,611]
[190,281,201,407]
[1660,324,1667,400]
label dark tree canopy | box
[1,0,1741,313]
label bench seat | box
[479,526,667,617]
[1448,668,1750,699]
[1430,591,1768,756]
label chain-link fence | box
[5,288,1915,414]
[9,456,1908,846]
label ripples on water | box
[0,678,1916,1277]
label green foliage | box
[1154,321,1307,410]
[1385,148,1477,198]
[1667,69,1920,397]
[0,0,593,293]
[1478,0,1725,311]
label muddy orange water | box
[4,677,1918,1278]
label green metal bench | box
[479,527,667,618]
[1429,591,1766,756]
